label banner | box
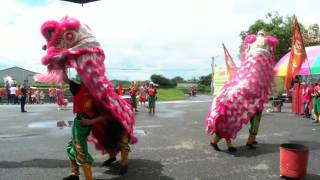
[284,17,307,90]
[213,67,229,96]
[222,43,237,80]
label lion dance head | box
[240,30,279,62]
[35,16,99,85]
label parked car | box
[280,92,292,103]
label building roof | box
[0,66,38,74]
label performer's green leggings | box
[249,112,262,135]
[148,96,156,108]
[66,114,93,165]
[131,96,137,108]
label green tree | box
[172,76,185,83]
[150,74,177,88]
[240,12,306,62]
[198,74,211,86]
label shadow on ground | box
[231,141,320,157]
[281,174,320,180]
[0,158,173,180]
[97,159,173,180]
[305,174,320,180]
[0,159,102,168]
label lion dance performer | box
[205,31,278,152]
[35,17,138,180]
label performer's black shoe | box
[21,110,27,112]
[252,141,258,145]
[227,147,237,152]
[102,157,117,167]
[210,142,221,151]
[246,143,257,149]
[62,175,79,180]
[119,165,128,175]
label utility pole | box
[211,56,215,96]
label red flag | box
[222,43,237,80]
[284,17,307,90]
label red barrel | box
[280,143,309,179]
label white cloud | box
[1,0,320,80]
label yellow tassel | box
[225,139,233,148]
[71,161,79,176]
[120,149,129,166]
[82,163,93,180]
[212,135,221,144]
[247,134,256,145]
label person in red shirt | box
[0,87,3,103]
[302,82,313,118]
[191,86,197,96]
[48,87,56,104]
[116,84,125,96]
[5,81,10,104]
[312,82,320,123]
[147,82,157,114]
[139,84,147,107]
[129,82,138,112]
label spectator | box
[0,87,2,103]
[147,82,157,114]
[16,86,21,104]
[40,91,45,104]
[139,83,147,107]
[302,82,313,118]
[5,81,10,104]
[28,89,33,104]
[191,86,197,96]
[56,85,65,110]
[48,87,56,103]
[116,84,125,96]
[312,81,320,123]
[10,84,17,104]
[34,90,40,104]
[129,82,139,112]
[20,84,27,112]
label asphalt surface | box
[0,95,320,180]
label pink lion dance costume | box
[35,17,137,179]
[206,31,278,152]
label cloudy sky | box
[0,0,320,80]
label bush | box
[151,74,177,88]
[197,84,211,94]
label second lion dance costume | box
[205,31,278,151]
[35,17,138,180]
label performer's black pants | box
[21,96,26,112]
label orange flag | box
[284,17,307,90]
[222,43,237,80]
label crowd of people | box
[0,80,159,115]
[115,81,158,115]
[301,81,320,123]
[0,80,29,112]
[0,82,55,105]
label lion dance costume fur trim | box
[206,31,279,139]
[35,17,138,154]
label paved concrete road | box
[0,95,320,180]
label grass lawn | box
[157,88,186,101]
